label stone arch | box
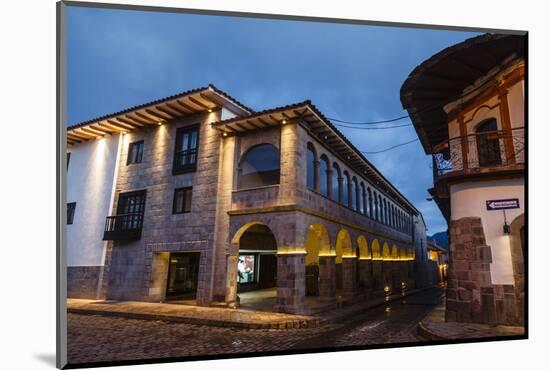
[226,221,279,305]
[371,239,381,259]
[382,242,391,260]
[305,224,331,265]
[357,235,369,259]
[230,221,279,255]
[335,228,353,263]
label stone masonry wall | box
[446,217,520,325]
[104,111,222,304]
[67,266,102,299]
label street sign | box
[486,198,520,211]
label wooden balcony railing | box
[432,127,524,178]
[103,213,144,241]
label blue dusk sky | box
[67,6,481,235]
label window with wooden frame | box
[173,125,199,174]
[67,202,76,225]
[173,187,193,214]
[127,140,144,165]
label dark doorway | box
[476,119,502,167]
[166,252,200,299]
[237,224,278,293]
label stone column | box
[318,255,336,302]
[224,254,239,307]
[337,177,343,203]
[359,259,373,289]
[313,160,320,190]
[275,253,306,314]
[326,169,334,200]
[446,217,494,324]
[371,260,383,292]
[342,257,357,297]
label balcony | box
[432,127,524,180]
[103,213,144,241]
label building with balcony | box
[400,33,525,325]
[67,84,431,314]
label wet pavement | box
[67,287,443,365]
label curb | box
[416,321,447,341]
[67,308,321,330]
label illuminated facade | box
[67,85,431,314]
[401,34,525,325]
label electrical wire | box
[334,122,413,130]
[327,72,501,126]
[360,138,419,154]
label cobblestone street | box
[67,288,442,365]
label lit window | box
[238,144,280,189]
[127,141,144,164]
[67,202,76,225]
[173,187,192,214]
[173,125,199,174]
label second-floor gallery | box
[66,84,433,314]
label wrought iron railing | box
[103,213,144,240]
[432,127,524,178]
[174,148,198,171]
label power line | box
[328,72,501,126]
[361,138,419,154]
[334,122,413,130]
[328,115,410,125]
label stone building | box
[67,84,431,314]
[401,33,525,325]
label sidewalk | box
[67,299,320,329]
[417,301,525,341]
[67,287,430,330]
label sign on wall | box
[485,198,520,211]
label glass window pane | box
[238,144,280,189]
[319,157,328,196]
[184,189,192,212]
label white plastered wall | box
[450,178,524,285]
[67,133,122,266]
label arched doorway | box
[305,224,330,296]
[227,222,278,311]
[335,229,352,295]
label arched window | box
[390,204,394,228]
[332,163,341,202]
[319,155,329,197]
[342,171,350,207]
[307,143,317,190]
[360,182,366,214]
[238,144,280,189]
[351,177,358,211]
[476,118,501,167]
[367,187,373,218]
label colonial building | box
[427,241,448,284]
[67,84,431,314]
[401,33,525,325]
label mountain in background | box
[427,231,449,250]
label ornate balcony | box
[103,213,144,241]
[432,127,524,180]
